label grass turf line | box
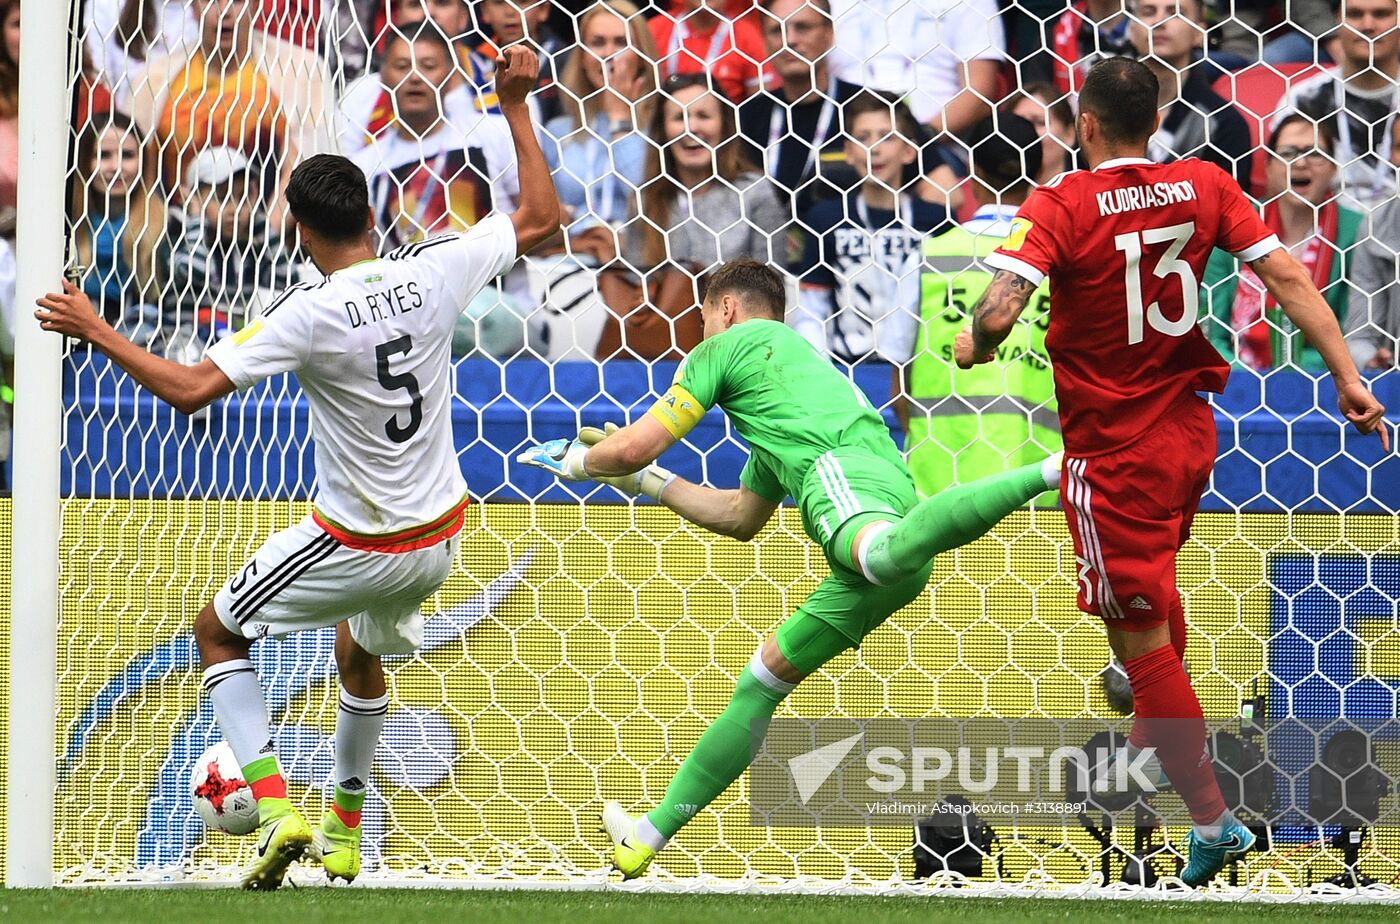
[1,889,1396,924]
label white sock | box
[202,659,272,768]
[335,689,389,792]
[1194,809,1229,842]
[635,813,670,851]
[1041,452,1063,491]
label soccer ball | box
[191,741,259,835]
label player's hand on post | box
[495,45,540,108]
[517,437,591,481]
[1336,378,1390,451]
[953,326,989,369]
[35,279,106,342]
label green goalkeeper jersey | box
[657,319,915,548]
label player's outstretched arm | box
[515,420,778,539]
[954,270,1037,368]
[1250,248,1390,450]
[516,417,676,491]
[583,415,676,476]
[35,280,235,415]
[495,46,562,252]
[658,480,780,542]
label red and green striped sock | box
[332,786,365,828]
[242,754,288,804]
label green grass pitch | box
[1,889,1395,924]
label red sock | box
[248,774,288,802]
[331,803,362,828]
[1167,595,1187,662]
[1124,643,1226,825]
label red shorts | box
[1061,395,1216,630]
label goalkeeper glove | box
[516,438,591,481]
[576,421,677,502]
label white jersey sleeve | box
[400,211,519,315]
[205,285,318,388]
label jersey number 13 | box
[1113,221,1199,345]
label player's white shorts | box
[213,515,459,655]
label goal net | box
[4,0,1398,896]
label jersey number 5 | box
[1113,221,1198,345]
[376,335,423,443]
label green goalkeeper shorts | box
[775,559,933,675]
[797,448,918,562]
[775,448,929,675]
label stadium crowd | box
[2,0,1398,478]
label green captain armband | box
[647,384,705,439]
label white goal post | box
[8,0,72,890]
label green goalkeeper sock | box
[859,459,1052,586]
[644,656,795,842]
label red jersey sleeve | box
[1209,163,1281,261]
[985,185,1073,287]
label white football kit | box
[207,212,518,654]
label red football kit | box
[987,157,1280,629]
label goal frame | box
[7,0,72,890]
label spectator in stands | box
[742,0,964,211]
[527,0,656,360]
[74,113,171,347]
[543,0,657,263]
[163,145,294,359]
[609,74,785,359]
[343,7,469,156]
[649,0,767,103]
[130,0,332,194]
[0,0,19,240]
[1129,0,1255,194]
[85,0,200,109]
[1203,115,1359,370]
[1050,0,1133,96]
[389,0,472,38]
[351,21,531,320]
[826,0,1004,138]
[1346,116,1400,368]
[1209,0,1338,65]
[1004,82,1075,184]
[0,233,11,432]
[352,22,518,249]
[738,0,860,211]
[340,1,528,157]
[476,0,571,124]
[323,0,382,77]
[1277,0,1400,210]
[789,91,951,366]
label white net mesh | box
[7,0,1396,898]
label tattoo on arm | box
[971,270,1036,356]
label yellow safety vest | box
[906,222,1061,498]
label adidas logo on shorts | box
[1128,596,1152,611]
